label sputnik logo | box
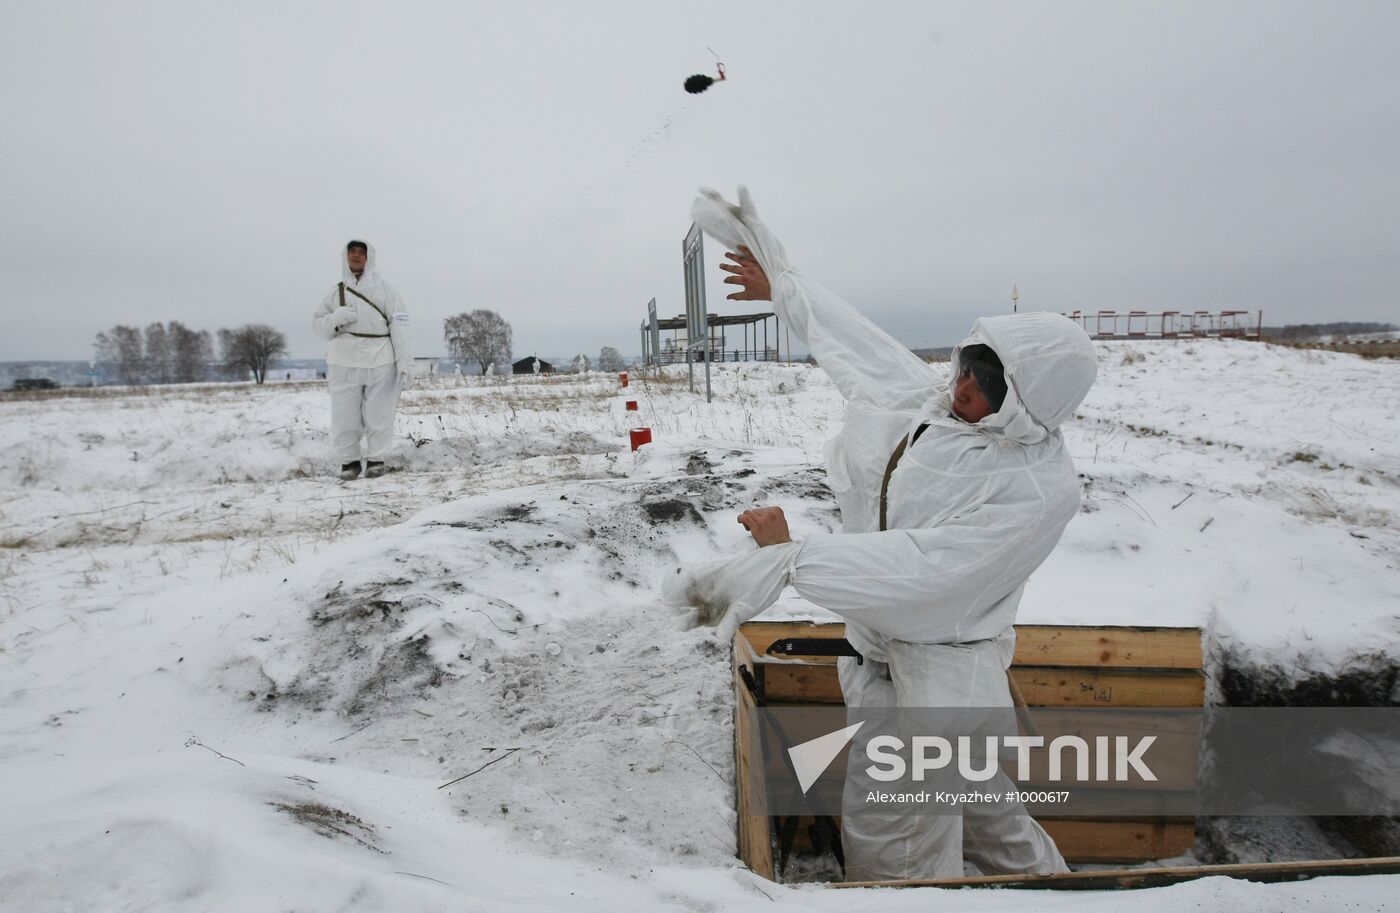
[787,721,864,794]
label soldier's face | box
[346,247,367,273]
[952,372,993,423]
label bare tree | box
[168,321,213,383]
[219,324,287,384]
[444,310,512,375]
[598,346,624,372]
[93,325,146,385]
[144,323,170,384]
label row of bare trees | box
[93,322,287,385]
[95,311,618,385]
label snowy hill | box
[2,340,1398,910]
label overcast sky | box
[2,0,1397,362]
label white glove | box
[332,306,358,331]
[661,543,801,643]
[690,185,793,284]
[397,368,413,390]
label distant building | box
[12,378,59,391]
[512,356,554,375]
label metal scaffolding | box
[640,311,784,365]
[1061,310,1263,339]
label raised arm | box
[692,187,938,409]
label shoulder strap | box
[338,282,399,362]
[342,284,390,325]
[878,423,929,531]
[878,436,910,532]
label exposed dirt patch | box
[685,451,716,476]
[767,468,833,501]
[426,503,539,532]
[498,503,538,523]
[1219,652,1400,707]
[264,580,448,714]
[640,497,704,525]
[272,801,384,853]
[346,634,445,715]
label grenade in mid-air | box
[683,62,727,94]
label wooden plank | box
[759,662,843,704]
[749,722,1200,806]
[1040,819,1195,863]
[788,810,1195,856]
[1013,750,1197,791]
[1011,668,1204,708]
[740,622,1204,671]
[1010,711,1200,791]
[834,855,1400,890]
[757,659,1205,708]
[1012,625,1202,670]
[757,761,1199,818]
[733,637,774,880]
[741,621,844,657]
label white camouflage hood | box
[948,312,1097,445]
[342,240,378,282]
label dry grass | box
[1271,340,1400,360]
[404,389,615,411]
[0,365,703,406]
[0,379,326,404]
[271,801,383,853]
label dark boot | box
[364,460,387,479]
[340,461,362,481]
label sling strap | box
[877,420,1035,731]
[338,282,391,338]
[878,422,928,532]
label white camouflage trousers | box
[327,362,401,463]
[838,631,1068,881]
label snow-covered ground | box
[2,340,1398,911]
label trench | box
[767,643,1400,883]
[1196,650,1400,865]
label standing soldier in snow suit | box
[311,240,413,480]
[671,187,1098,881]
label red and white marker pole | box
[620,370,650,451]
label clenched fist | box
[738,506,791,547]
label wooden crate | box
[734,621,1207,881]
[733,621,1400,889]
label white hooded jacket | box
[311,242,413,372]
[676,188,1097,662]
